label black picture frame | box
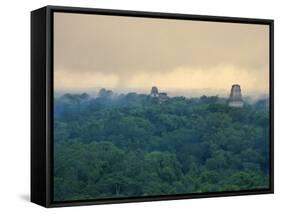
[31,5,274,208]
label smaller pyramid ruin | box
[150,86,159,97]
[228,84,244,107]
[150,86,169,103]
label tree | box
[53,92,270,200]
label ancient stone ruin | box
[150,86,159,97]
[228,84,244,107]
[150,86,168,103]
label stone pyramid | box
[228,84,244,107]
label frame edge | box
[31,6,48,207]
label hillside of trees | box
[53,90,270,201]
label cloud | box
[55,64,268,96]
[53,12,269,95]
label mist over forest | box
[54,88,269,103]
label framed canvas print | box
[31,5,274,207]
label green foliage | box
[53,93,269,201]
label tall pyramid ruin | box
[228,84,244,107]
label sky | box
[54,12,270,97]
